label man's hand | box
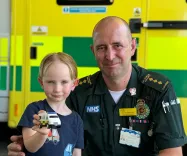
[7,135,25,156]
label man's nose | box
[105,47,115,60]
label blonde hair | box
[38,52,77,80]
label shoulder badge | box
[78,75,92,86]
[141,73,169,92]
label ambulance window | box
[57,0,113,5]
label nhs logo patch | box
[86,105,100,113]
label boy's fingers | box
[33,114,40,120]
[38,110,46,114]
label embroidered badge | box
[162,101,170,113]
[86,105,100,113]
[136,99,150,119]
[129,88,136,96]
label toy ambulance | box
[39,112,61,128]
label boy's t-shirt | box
[17,99,84,156]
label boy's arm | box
[22,127,49,153]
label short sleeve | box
[17,103,39,132]
[75,114,84,149]
[153,82,187,150]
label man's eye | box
[47,81,54,84]
[97,46,105,51]
[115,44,121,48]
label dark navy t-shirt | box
[18,99,84,156]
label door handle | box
[143,21,187,29]
[129,18,187,33]
[30,47,37,59]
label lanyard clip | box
[129,117,133,130]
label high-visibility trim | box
[146,37,187,70]
[9,66,22,91]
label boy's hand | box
[32,110,50,135]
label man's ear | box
[72,79,79,91]
[90,44,95,54]
[38,78,44,89]
[131,38,137,56]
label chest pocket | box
[83,105,109,152]
[133,122,151,147]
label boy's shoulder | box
[26,99,47,111]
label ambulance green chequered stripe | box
[30,66,187,97]
[7,66,22,91]
[0,66,7,90]
[30,37,187,97]
[149,70,187,98]
[63,37,97,67]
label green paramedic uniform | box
[67,64,186,156]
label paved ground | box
[0,142,8,156]
[0,122,19,156]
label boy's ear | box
[72,79,79,91]
[38,78,44,89]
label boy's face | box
[38,61,75,104]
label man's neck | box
[103,65,132,91]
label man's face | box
[91,22,136,79]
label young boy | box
[17,52,84,156]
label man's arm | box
[159,147,182,156]
[72,148,82,156]
[153,82,186,153]
[7,135,25,156]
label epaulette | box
[141,73,169,92]
[78,75,92,86]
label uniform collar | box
[125,65,139,97]
[94,65,140,97]
[94,72,109,95]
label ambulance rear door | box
[141,0,187,133]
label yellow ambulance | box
[0,0,186,132]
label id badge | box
[119,128,141,148]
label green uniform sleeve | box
[66,92,79,112]
[153,82,187,150]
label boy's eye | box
[61,81,68,84]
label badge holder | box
[119,117,141,148]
